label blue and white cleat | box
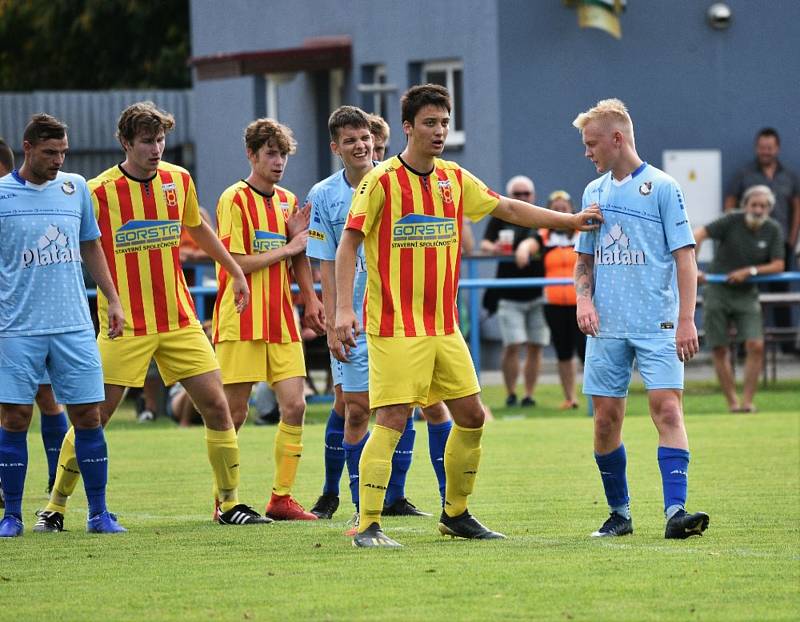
[0,515,24,537]
[86,510,127,534]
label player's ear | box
[402,120,412,137]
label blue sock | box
[658,446,690,518]
[322,409,345,496]
[343,433,369,511]
[427,419,452,506]
[40,411,68,488]
[595,444,630,519]
[0,429,28,518]
[385,417,415,506]
[74,427,109,517]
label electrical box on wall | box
[662,149,722,263]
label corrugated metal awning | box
[189,36,351,81]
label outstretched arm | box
[492,197,603,232]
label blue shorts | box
[330,331,369,393]
[0,329,104,405]
[582,336,684,398]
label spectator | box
[520,190,585,409]
[0,137,14,175]
[725,128,800,351]
[695,185,785,413]
[480,175,549,407]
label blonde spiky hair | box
[572,98,634,142]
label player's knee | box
[593,410,623,440]
[279,398,306,425]
[421,402,450,424]
[70,404,102,430]
[0,404,33,432]
[653,404,683,430]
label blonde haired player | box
[573,98,709,539]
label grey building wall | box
[191,0,800,225]
[497,0,800,207]
[190,0,502,211]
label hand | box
[576,298,600,336]
[726,267,751,284]
[675,319,699,362]
[107,299,125,339]
[285,229,309,256]
[287,203,311,240]
[335,307,360,357]
[573,204,604,231]
[514,241,530,269]
[697,270,707,285]
[303,295,326,335]
[327,329,349,363]
[231,272,250,313]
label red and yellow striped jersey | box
[90,162,201,336]
[212,180,301,344]
[346,156,499,337]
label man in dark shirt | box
[696,185,785,413]
[725,128,799,348]
[480,175,549,407]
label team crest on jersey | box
[595,223,646,265]
[392,214,457,248]
[114,219,181,253]
[61,181,75,195]
[279,201,290,220]
[638,181,652,196]
[162,182,178,208]
[438,179,453,205]
[21,224,79,268]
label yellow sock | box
[45,427,80,513]
[272,421,303,496]
[358,424,401,533]
[206,427,240,512]
[443,424,483,517]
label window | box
[421,60,464,147]
[358,64,394,118]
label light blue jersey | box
[305,168,367,313]
[576,162,694,338]
[0,170,99,336]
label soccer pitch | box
[3,381,798,621]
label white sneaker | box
[137,409,155,423]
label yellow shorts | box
[215,340,306,385]
[366,331,480,409]
[98,323,219,387]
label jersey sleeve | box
[77,177,101,241]
[347,171,385,237]
[216,190,247,254]
[460,168,500,223]
[575,185,596,255]
[182,176,202,228]
[658,179,695,251]
[306,188,338,261]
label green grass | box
[2,380,799,621]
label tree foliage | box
[0,0,190,90]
